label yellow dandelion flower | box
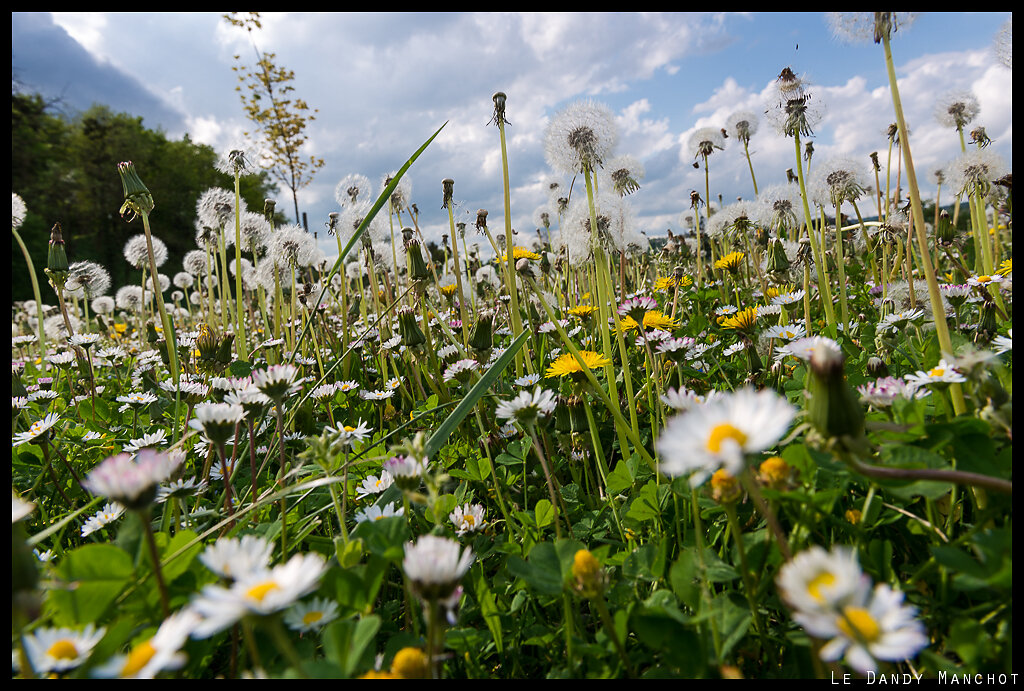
[996,258,1012,276]
[545,350,611,379]
[653,276,678,291]
[764,283,795,300]
[391,647,430,679]
[619,310,678,334]
[497,247,541,262]
[439,284,458,297]
[567,304,596,319]
[714,251,745,272]
[720,306,758,332]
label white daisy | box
[657,387,796,487]
[191,552,328,638]
[449,503,487,536]
[93,608,201,678]
[494,388,557,425]
[354,501,404,524]
[403,535,474,601]
[199,535,274,581]
[355,471,394,500]
[81,502,126,537]
[283,597,339,633]
[22,624,106,674]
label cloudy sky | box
[12,12,1013,259]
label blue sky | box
[12,12,1013,260]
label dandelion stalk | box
[879,25,965,415]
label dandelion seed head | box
[544,100,619,175]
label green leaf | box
[626,480,669,523]
[425,329,530,460]
[534,499,554,528]
[161,529,202,583]
[322,615,381,677]
[507,541,564,596]
[51,544,134,625]
[351,516,410,561]
[473,565,504,654]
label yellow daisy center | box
[837,606,882,643]
[344,426,357,432]
[977,275,991,283]
[706,423,747,453]
[246,581,280,602]
[463,515,476,527]
[47,639,79,660]
[121,640,157,677]
[929,368,945,378]
[807,572,836,602]
[302,611,324,626]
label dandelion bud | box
[401,226,416,248]
[571,549,606,599]
[469,310,493,354]
[327,212,339,236]
[515,257,535,278]
[974,301,997,344]
[405,239,430,283]
[786,168,797,184]
[117,161,155,220]
[397,306,426,348]
[935,210,956,246]
[869,151,881,172]
[539,251,551,275]
[475,209,488,233]
[766,238,791,275]
[46,223,69,283]
[804,339,865,441]
[441,178,455,209]
[263,199,276,221]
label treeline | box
[11,92,279,301]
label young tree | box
[225,13,325,224]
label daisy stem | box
[581,396,627,544]
[739,467,792,561]
[592,594,635,678]
[723,502,768,655]
[526,423,563,540]
[475,409,518,538]
[266,615,309,678]
[140,507,171,619]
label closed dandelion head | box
[544,100,619,175]
[215,147,255,177]
[571,549,606,599]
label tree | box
[226,12,325,224]
[11,92,279,301]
